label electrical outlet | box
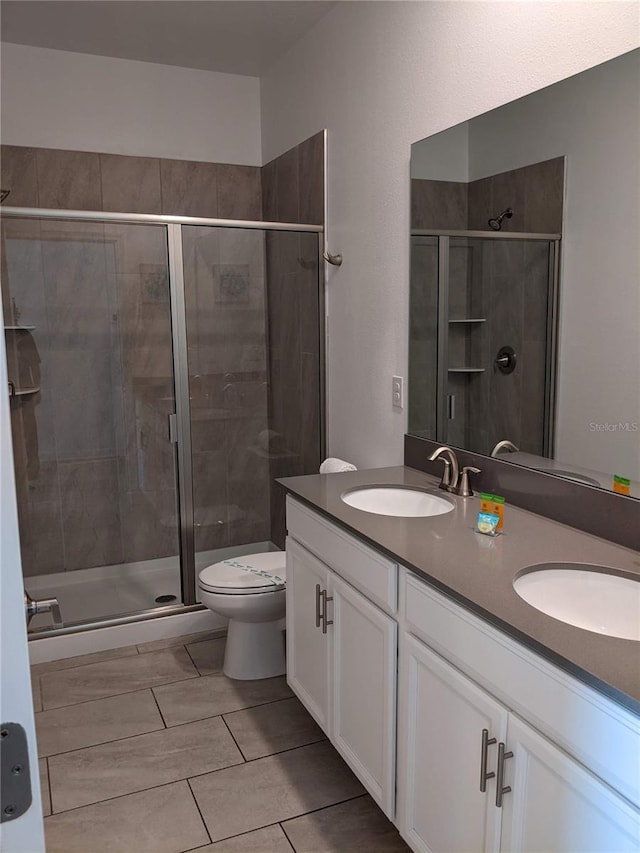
[392,375,404,409]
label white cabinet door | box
[285,537,331,730]
[500,714,640,853]
[398,634,507,853]
[330,573,397,819]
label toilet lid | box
[198,551,286,594]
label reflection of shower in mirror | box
[488,208,513,231]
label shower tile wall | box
[410,158,563,456]
[261,131,324,547]
[1,145,263,577]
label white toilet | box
[197,551,286,680]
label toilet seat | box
[198,552,286,595]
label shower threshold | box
[25,541,277,634]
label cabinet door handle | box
[315,583,322,628]
[495,741,514,807]
[479,728,496,792]
[320,589,333,634]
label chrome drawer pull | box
[495,741,514,807]
[479,728,496,792]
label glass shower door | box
[443,236,555,456]
[181,224,323,579]
[1,217,182,630]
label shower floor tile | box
[36,636,409,852]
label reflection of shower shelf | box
[4,325,35,331]
[448,318,486,324]
[9,385,40,398]
[448,368,485,374]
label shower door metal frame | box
[3,207,325,636]
[419,230,561,453]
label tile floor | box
[32,632,410,852]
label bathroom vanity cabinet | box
[285,496,640,852]
[286,499,398,817]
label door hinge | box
[1,723,32,822]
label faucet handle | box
[458,466,481,497]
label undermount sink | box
[341,485,455,517]
[514,564,640,641]
[545,469,602,487]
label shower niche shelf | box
[4,325,35,331]
[447,368,485,374]
[448,318,486,324]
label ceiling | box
[0,1,337,76]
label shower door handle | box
[168,413,178,444]
[24,591,63,628]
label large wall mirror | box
[408,49,639,499]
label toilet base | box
[224,618,286,680]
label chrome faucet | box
[429,446,459,493]
[490,439,520,458]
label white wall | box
[410,120,468,181]
[260,0,640,468]
[0,42,262,165]
[467,51,640,479]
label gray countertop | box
[278,466,640,715]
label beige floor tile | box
[31,644,138,677]
[137,629,225,654]
[223,697,325,760]
[49,714,243,812]
[41,646,198,709]
[36,689,164,756]
[39,758,51,817]
[188,824,293,852]
[185,637,227,675]
[154,672,293,727]
[31,675,43,712]
[282,795,410,852]
[45,781,209,853]
[190,741,364,843]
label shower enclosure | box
[409,229,560,457]
[1,208,324,635]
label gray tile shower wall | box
[1,146,264,576]
[1,145,262,220]
[261,132,325,547]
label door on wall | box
[0,300,45,852]
[1,217,182,632]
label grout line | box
[40,688,299,759]
[45,777,197,820]
[278,822,297,853]
[44,708,228,760]
[38,671,199,712]
[46,743,359,821]
[185,778,213,847]
[150,686,169,729]
[45,756,53,817]
[219,714,247,762]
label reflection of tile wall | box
[411,157,564,234]
[262,132,324,547]
[410,159,563,456]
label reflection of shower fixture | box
[488,208,513,231]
